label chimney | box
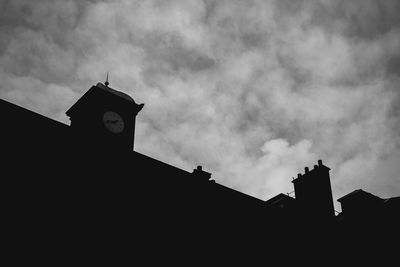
[291,160,335,219]
[192,165,212,181]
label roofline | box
[1,98,70,129]
[337,189,382,202]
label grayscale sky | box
[1,0,399,211]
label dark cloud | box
[1,0,399,211]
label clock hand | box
[105,120,119,124]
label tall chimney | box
[291,160,335,220]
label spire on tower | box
[105,72,109,87]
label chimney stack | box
[291,160,335,219]
[192,165,212,181]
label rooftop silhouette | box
[1,81,398,263]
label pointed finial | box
[105,72,109,87]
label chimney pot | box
[193,165,211,181]
[314,165,318,169]
[297,173,301,178]
[318,159,323,166]
[305,167,309,173]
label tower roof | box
[95,82,135,103]
[66,82,142,118]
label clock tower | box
[66,81,144,151]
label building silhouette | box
[2,81,398,263]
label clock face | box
[103,111,125,133]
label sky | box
[1,0,400,211]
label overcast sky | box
[1,0,399,211]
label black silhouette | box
[1,81,398,263]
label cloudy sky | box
[1,0,400,211]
